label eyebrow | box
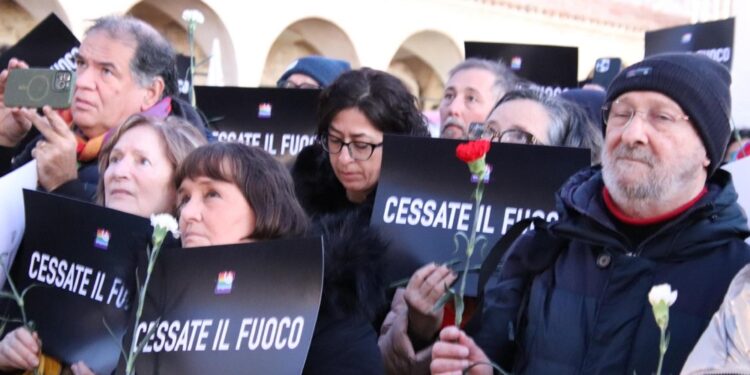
[75,51,120,73]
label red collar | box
[602,186,708,226]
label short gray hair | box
[447,58,517,102]
[86,15,178,97]
[491,88,603,164]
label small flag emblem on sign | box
[215,271,235,294]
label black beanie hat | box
[605,53,732,177]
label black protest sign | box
[7,190,151,374]
[0,13,79,70]
[646,18,734,69]
[371,135,589,295]
[592,57,622,88]
[121,237,324,374]
[175,54,191,102]
[196,86,320,166]
[465,41,578,93]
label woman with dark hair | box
[292,68,429,373]
[172,142,385,374]
[293,67,430,217]
[175,142,308,245]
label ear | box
[703,155,710,168]
[140,77,166,111]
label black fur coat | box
[293,144,388,374]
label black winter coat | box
[474,167,750,375]
[293,144,387,375]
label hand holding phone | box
[0,58,33,147]
[4,68,75,109]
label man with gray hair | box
[0,15,195,203]
[439,58,516,139]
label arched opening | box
[127,0,238,86]
[0,0,41,49]
[129,2,207,84]
[260,17,359,86]
[388,30,462,110]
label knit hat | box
[277,56,351,88]
[605,53,732,177]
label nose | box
[336,144,354,162]
[178,196,201,226]
[107,156,132,180]
[445,96,463,117]
[618,113,649,147]
[75,65,95,91]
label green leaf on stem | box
[453,232,469,254]
[103,317,128,362]
[454,290,465,327]
[432,284,456,313]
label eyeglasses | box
[468,122,540,145]
[320,135,383,161]
[603,101,690,129]
[277,80,320,89]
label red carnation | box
[456,139,491,180]
[456,139,490,163]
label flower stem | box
[188,23,196,107]
[125,242,162,375]
[656,327,666,375]
[456,178,485,327]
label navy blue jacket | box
[474,167,750,374]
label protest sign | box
[123,237,324,374]
[371,135,589,295]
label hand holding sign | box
[0,327,40,372]
[0,58,32,147]
[23,106,77,191]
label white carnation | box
[648,283,678,307]
[181,9,205,24]
[150,213,180,239]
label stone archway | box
[0,0,47,48]
[388,30,462,110]
[127,0,238,85]
[260,17,359,86]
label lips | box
[73,97,96,111]
[336,171,360,183]
[108,188,133,197]
[618,156,652,167]
[181,232,209,247]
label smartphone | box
[4,68,75,109]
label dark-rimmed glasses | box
[320,135,383,161]
[468,122,540,145]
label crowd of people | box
[0,13,749,375]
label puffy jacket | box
[474,167,750,375]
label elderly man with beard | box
[430,53,750,375]
[439,59,516,139]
